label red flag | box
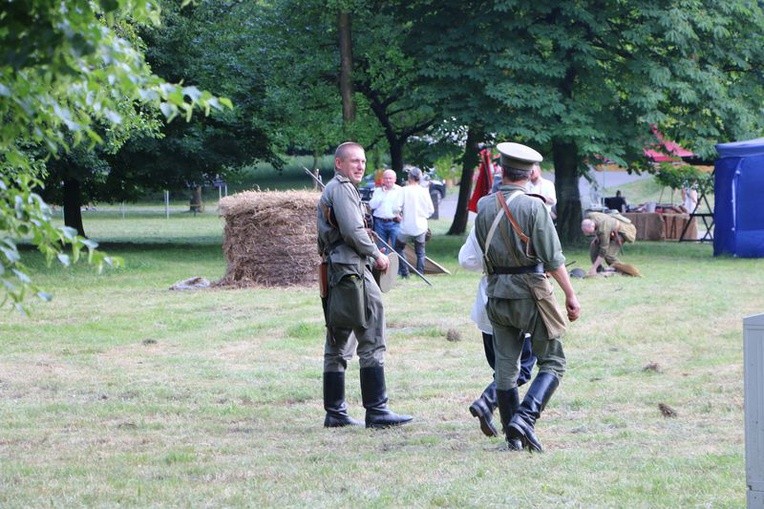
[468,149,494,213]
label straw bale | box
[217,190,321,288]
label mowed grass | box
[1,200,761,508]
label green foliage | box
[256,0,350,157]
[258,0,438,170]
[0,173,122,313]
[0,0,231,311]
[431,155,461,181]
[404,0,764,163]
[130,1,279,182]
[397,0,764,240]
[655,163,714,195]
[404,133,465,179]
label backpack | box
[606,210,637,243]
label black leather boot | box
[469,381,499,437]
[507,372,559,452]
[323,371,363,427]
[360,366,413,429]
[496,387,522,451]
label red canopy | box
[644,127,694,162]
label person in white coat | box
[395,167,434,277]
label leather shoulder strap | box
[483,191,522,267]
[497,192,530,245]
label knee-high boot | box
[469,381,499,437]
[360,366,413,429]
[323,371,363,427]
[507,371,559,452]
[496,387,522,450]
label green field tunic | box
[317,172,386,371]
[474,184,567,389]
[586,211,626,264]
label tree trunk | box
[447,126,482,235]
[552,139,584,245]
[62,177,86,237]
[311,151,319,173]
[190,186,204,213]
[338,11,355,124]
[389,138,404,174]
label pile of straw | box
[217,190,321,288]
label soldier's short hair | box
[335,141,364,160]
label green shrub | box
[654,163,713,195]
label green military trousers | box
[323,268,387,372]
[487,296,566,390]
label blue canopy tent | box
[714,138,764,257]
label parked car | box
[422,170,447,201]
[359,174,377,202]
[400,167,446,201]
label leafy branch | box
[654,163,713,195]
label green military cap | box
[496,142,543,172]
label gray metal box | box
[745,313,764,509]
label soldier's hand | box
[566,296,581,322]
[375,253,390,272]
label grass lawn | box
[1,198,760,507]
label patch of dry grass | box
[1,211,760,507]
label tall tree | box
[402,1,764,240]
[37,0,269,237]
[39,99,162,237]
[394,1,522,234]
[0,0,229,311]
[110,0,277,215]
[255,1,349,162]
[262,0,437,172]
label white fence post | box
[745,313,764,508]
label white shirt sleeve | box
[459,227,492,333]
[368,186,383,211]
[458,227,483,271]
[541,178,557,207]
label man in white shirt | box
[368,169,404,256]
[395,167,434,277]
[526,163,557,219]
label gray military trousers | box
[323,268,386,372]
[487,296,566,390]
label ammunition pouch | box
[528,276,567,339]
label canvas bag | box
[325,262,368,329]
[601,210,637,243]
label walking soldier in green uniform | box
[474,142,581,452]
[317,141,413,429]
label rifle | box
[305,167,432,287]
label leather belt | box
[376,217,396,222]
[491,263,544,275]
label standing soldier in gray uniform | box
[474,142,581,452]
[317,141,413,429]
